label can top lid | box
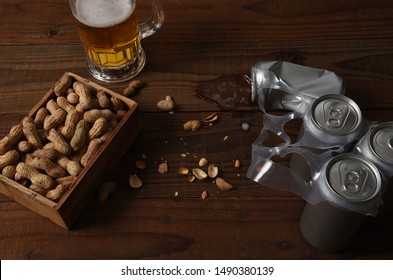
[311,95,362,135]
[327,154,381,202]
[370,122,393,165]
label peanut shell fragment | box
[215,177,234,191]
[129,174,143,189]
[202,113,219,123]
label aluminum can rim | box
[369,121,393,165]
[310,94,362,135]
[325,154,381,202]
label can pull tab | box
[340,165,368,196]
[323,103,350,129]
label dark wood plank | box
[1,195,392,259]
[1,0,393,45]
[1,41,393,114]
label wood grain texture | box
[1,0,392,45]
[0,0,392,259]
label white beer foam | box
[75,0,135,28]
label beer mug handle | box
[139,0,164,39]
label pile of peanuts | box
[0,75,128,202]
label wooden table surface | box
[1,0,393,260]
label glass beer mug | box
[68,0,164,83]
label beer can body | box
[300,201,366,252]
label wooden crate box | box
[0,72,142,229]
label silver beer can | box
[291,94,363,182]
[300,154,382,252]
[355,122,393,218]
[302,94,363,148]
[250,61,345,112]
[355,122,393,180]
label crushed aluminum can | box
[250,61,345,113]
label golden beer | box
[68,0,164,82]
[73,0,140,68]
